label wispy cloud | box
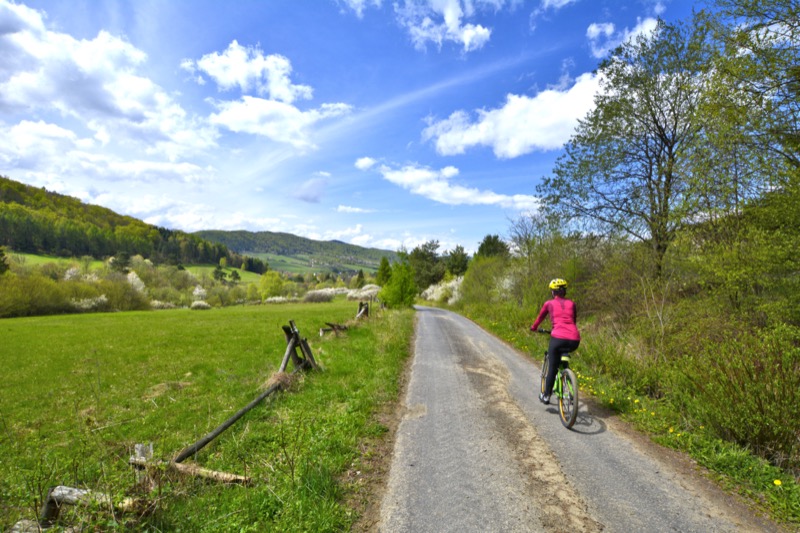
[587,17,659,58]
[338,205,376,213]
[336,0,383,18]
[340,0,524,53]
[293,177,328,203]
[358,160,539,210]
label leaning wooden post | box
[299,338,319,370]
[173,381,284,463]
[278,332,299,373]
[131,443,153,487]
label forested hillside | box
[0,176,266,272]
[195,229,397,273]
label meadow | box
[0,300,414,531]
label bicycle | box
[535,329,579,429]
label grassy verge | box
[458,305,800,528]
[0,301,415,531]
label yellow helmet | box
[548,278,568,290]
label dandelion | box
[634,399,640,404]
[669,427,674,433]
[774,479,782,486]
[609,398,614,404]
[651,412,655,416]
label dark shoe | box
[539,393,550,405]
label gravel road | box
[376,306,781,533]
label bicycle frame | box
[552,355,571,399]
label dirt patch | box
[458,338,605,533]
[142,381,192,400]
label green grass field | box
[185,264,262,284]
[0,301,414,531]
[9,252,105,269]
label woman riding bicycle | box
[530,278,580,405]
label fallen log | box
[129,457,250,484]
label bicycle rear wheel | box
[540,352,548,395]
[558,368,578,429]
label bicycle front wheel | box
[558,368,578,429]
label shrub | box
[0,273,70,317]
[191,300,212,310]
[348,284,381,301]
[265,296,296,304]
[680,324,800,472]
[304,289,336,303]
[150,300,177,310]
[71,294,110,312]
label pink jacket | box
[531,296,580,341]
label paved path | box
[377,306,779,532]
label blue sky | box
[0,0,699,254]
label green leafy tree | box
[0,246,8,275]
[379,260,417,308]
[110,251,130,273]
[710,0,800,169]
[444,245,469,276]
[354,269,365,289]
[540,19,712,276]
[475,234,509,259]
[213,265,227,282]
[376,256,392,285]
[259,271,285,298]
[409,240,445,291]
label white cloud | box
[0,1,217,160]
[422,72,600,158]
[361,162,539,210]
[587,17,659,58]
[355,156,377,170]
[338,0,383,18]
[184,41,313,104]
[541,0,577,9]
[393,0,501,52]
[530,0,578,31]
[209,96,352,149]
[338,205,376,213]
[0,120,214,196]
[143,203,283,232]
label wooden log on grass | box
[129,456,250,484]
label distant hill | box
[195,230,397,274]
[0,175,266,272]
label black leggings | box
[544,337,580,396]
